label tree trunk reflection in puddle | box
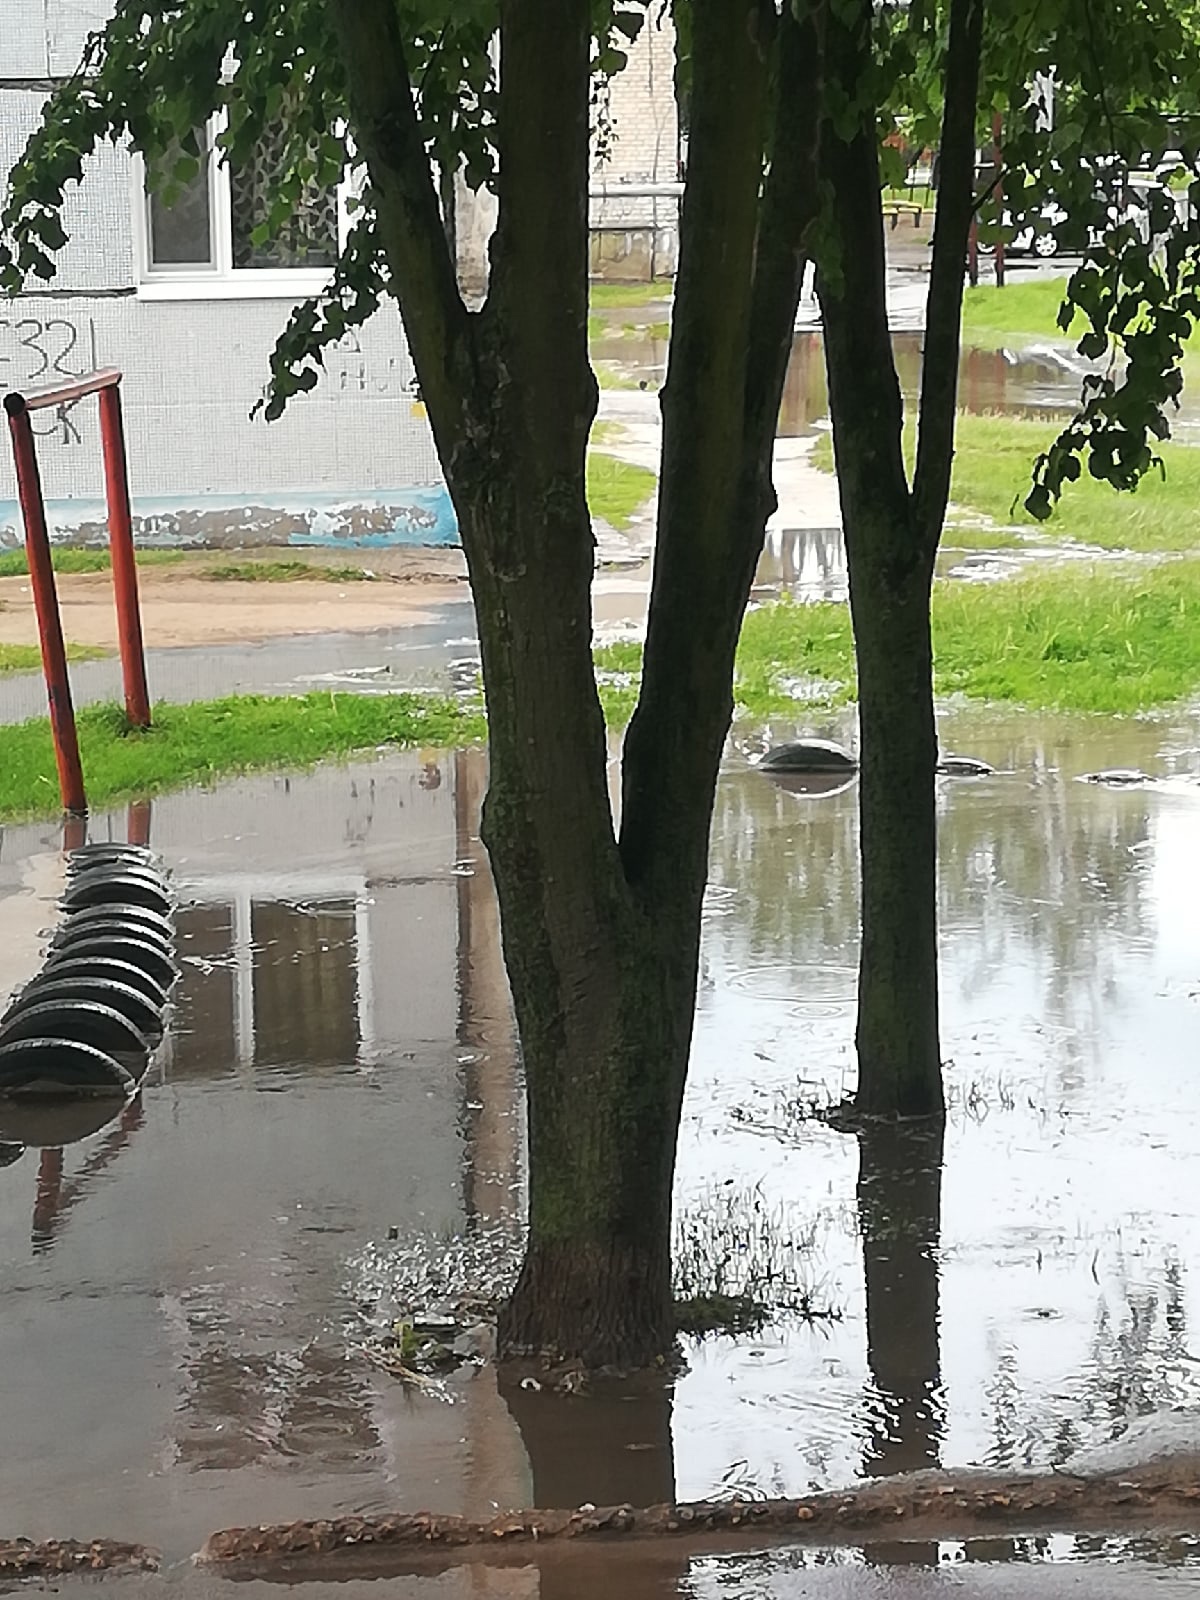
[499,1370,686,1599]
[858,1118,945,1567]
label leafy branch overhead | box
[4,0,1200,520]
[0,0,648,417]
[972,0,1200,514]
[813,0,1200,519]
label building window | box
[138,118,348,299]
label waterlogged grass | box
[0,547,183,578]
[587,450,656,530]
[0,692,485,821]
[932,563,1200,709]
[736,559,1200,715]
[0,642,107,677]
[950,413,1200,551]
[593,361,644,392]
[203,560,376,583]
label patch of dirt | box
[0,548,469,652]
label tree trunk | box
[817,78,944,1119]
[332,0,825,1367]
[815,0,989,1122]
[846,562,941,1116]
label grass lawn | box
[949,413,1200,551]
[0,547,184,578]
[597,558,1200,718]
[0,692,485,822]
[6,557,1197,818]
[589,280,673,310]
[961,276,1080,347]
[813,412,1200,552]
[587,451,656,529]
[0,642,108,677]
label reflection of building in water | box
[0,750,531,1548]
[754,525,847,604]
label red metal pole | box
[127,798,152,847]
[62,814,88,853]
[4,394,87,816]
[97,384,151,728]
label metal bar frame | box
[3,369,152,817]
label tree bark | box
[817,0,984,1120]
[817,1,942,1117]
[331,0,825,1367]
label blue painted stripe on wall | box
[0,487,461,549]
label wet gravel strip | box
[196,1465,1200,1576]
[0,1539,158,1576]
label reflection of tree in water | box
[1079,1254,1191,1443]
[982,1253,1192,1469]
[499,1372,684,1600]
[706,726,1157,1078]
[857,1122,944,1568]
[938,752,1152,1043]
[706,772,860,972]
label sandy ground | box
[0,548,469,652]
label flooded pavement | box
[24,1544,1200,1600]
[1,704,1200,1591]
[0,605,480,726]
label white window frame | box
[133,112,356,301]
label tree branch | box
[912,0,985,539]
[816,0,910,552]
[488,0,596,456]
[324,0,472,458]
[743,0,826,452]
[619,0,775,897]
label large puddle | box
[1,708,1200,1590]
[596,310,1200,440]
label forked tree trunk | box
[331,0,824,1366]
[818,101,943,1119]
[817,0,983,1122]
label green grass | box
[621,318,671,340]
[587,451,656,530]
[734,559,1200,715]
[202,560,376,583]
[0,547,183,578]
[961,276,1080,348]
[0,692,485,822]
[589,280,673,309]
[593,361,644,391]
[0,642,107,677]
[595,559,1200,717]
[949,413,1200,551]
[813,412,1200,553]
[938,523,1028,550]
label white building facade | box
[0,3,675,550]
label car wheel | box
[1033,232,1059,258]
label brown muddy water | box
[592,328,1104,433]
[594,318,1200,444]
[1,710,1200,1593]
